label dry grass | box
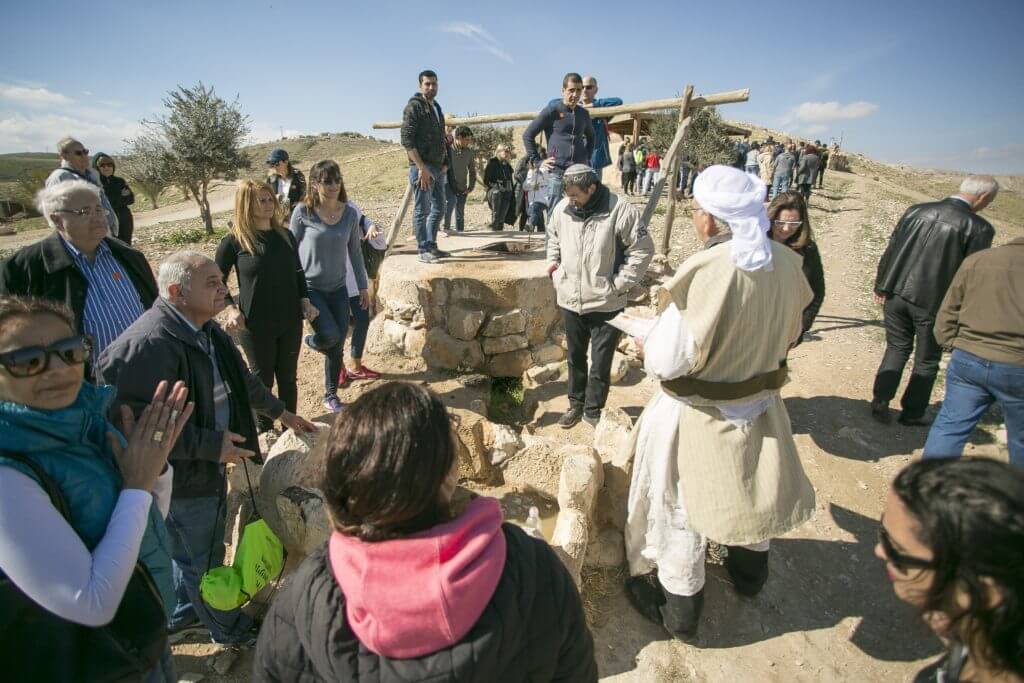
[580,564,626,627]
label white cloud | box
[440,22,513,64]
[0,83,75,108]
[974,143,1024,161]
[247,124,306,145]
[0,112,142,154]
[788,101,879,124]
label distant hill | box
[0,153,59,181]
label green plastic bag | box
[200,519,284,611]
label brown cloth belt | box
[661,363,788,402]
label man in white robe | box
[623,165,816,641]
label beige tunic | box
[630,241,816,545]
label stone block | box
[609,352,631,384]
[551,509,590,586]
[595,409,637,532]
[585,528,625,569]
[382,319,408,349]
[593,407,633,462]
[276,486,331,556]
[525,361,564,386]
[557,445,604,515]
[403,327,426,357]
[500,437,564,500]
[482,309,527,337]
[525,305,559,345]
[550,329,567,350]
[482,334,529,355]
[423,328,485,370]
[258,424,331,540]
[532,342,566,365]
[486,349,533,377]
[447,305,485,341]
[451,408,498,484]
[488,424,524,466]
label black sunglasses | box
[317,177,342,186]
[70,149,90,156]
[0,335,92,378]
[877,525,935,574]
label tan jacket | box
[654,241,816,543]
[546,188,654,314]
[934,237,1024,366]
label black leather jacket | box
[874,198,993,316]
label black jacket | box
[253,524,598,683]
[0,232,157,335]
[401,94,448,168]
[95,299,285,498]
[874,198,994,316]
[794,240,825,335]
[268,169,306,211]
[523,102,595,171]
[484,158,514,192]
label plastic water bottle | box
[524,506,544,539]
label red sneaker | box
[347,365,381,381]
[337,365,348,387]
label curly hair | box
[892,457,1024,677]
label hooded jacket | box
[401,94,448,168]
[547,186,655,314]
[0,382,175,615]
[254,497,597,682]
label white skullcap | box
[693,165,772,271]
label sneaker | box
[347,365,381,381]
[322,395,345,413]
[583,412,600,427]
[430,247,451,258]
[418,252,438,264]
[558,406,583,429]
[870,399,891,424]
[337,365,348,387]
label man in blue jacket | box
[524,73,596,220]
[581,76,622,183]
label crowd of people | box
[0,68,1020,683]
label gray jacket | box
[546,186,654,314]
[46,164,120,236]
[95,298,285,498]
[772,152,796,178]
[796,153,820,185]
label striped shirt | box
[61,237,145,356]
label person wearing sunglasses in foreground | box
[878,458,1023,683]
[0,295,193,682]
[0,180,158,369]
[254,382,597,682]
[767,192,825,344]
[45,136,120,237]
[95,251,316,648]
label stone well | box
[366,231,565,377]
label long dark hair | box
[892,458,1024,677]
[767,191,814,249]
[302,159,348,215]
[322,382,456,542]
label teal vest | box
[0,383,175,617]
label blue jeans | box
[444,186,468,231]
[348,294,369,359]
[307,286,349,398]
[771,173,791,199]
[166,493,255,644]
[546,167,565,220]
[409,165,446,252]
[527,201,547,232]
[924,349,1024,467]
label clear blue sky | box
[3,0,1022,173]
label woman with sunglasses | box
[766,191,825,343]
[217,180,318,432]
[289,160,370,413]
[254,382,597,682]
[92,152,136,245]
[0,295,193,681]
[878,457,1024,682]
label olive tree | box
[120,134,171,209]
[138,83,251,233]
[649,107,734,168]
[469,124,515,181]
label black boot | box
[660,589,704,642]
[625,573,665,625]
[725,546,769,596]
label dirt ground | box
[4,166,1014,681]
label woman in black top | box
[266,149,306,217]
[878,458,1024,683]
[484,145,516,230]
[92,153,135,244]
[216,180,318,432]
[766,191,825,342]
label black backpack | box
[0,451,168,682]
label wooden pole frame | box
[658,84,694,255]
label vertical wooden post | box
[631,114,641,143]
[659,85,694,255]
[386,182,415,250]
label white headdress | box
[692,165,772,271]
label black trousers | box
[487,189,515,229]
[816,163,826,188]
[622,171,637,195]
[562,307,622,419]
[872,295,942,418]
[238,323,302,430]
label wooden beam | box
[371,89,749,129]
[659,85,694,255]
[631,114,640,143]
[385,183,414,249]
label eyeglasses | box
[317,178,341,186]
[773,220,803,228]
[55,206,109,218]
[877,526,935,574]
[0,335,92,378]
[70,149,90,156]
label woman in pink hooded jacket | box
[254,382,597,682]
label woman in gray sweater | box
[289,160,370,413]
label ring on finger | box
[152,431,165,443]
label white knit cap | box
[693,165,772,271]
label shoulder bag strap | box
[0,451,71,521]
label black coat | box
[94,299,285,498]
[874,197,994,316]
[0,232,157,335]
[253,524,598,683]
[794,241,825,335]
[268,170,306,212]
